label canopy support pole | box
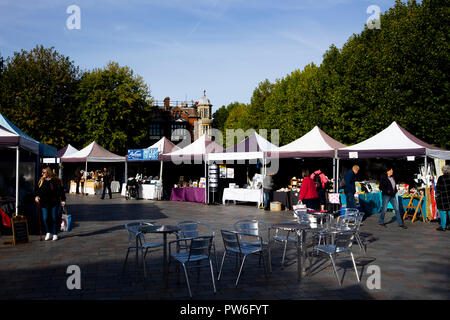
[15,146,19,216]
[204,159,207,204]
[336,158,340,193]
[84,161,88,196]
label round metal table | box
[139,224,180,287]
[271,222,311,281]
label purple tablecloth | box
[170,187,206,203]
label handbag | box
[60,206,72,232]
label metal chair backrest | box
[177,220,215,239]
[221,230,241,252]
[125,221,155,247]
[335,214,358,231]
[334,230,356,251]
[187,236,213,261]
[234,220,269,241]
[343,208,360,215]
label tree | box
[232,0,449,149]
[0,46,81,148]
[76,61,153,154]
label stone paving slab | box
[0,194,449,300]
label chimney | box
[164,97,171,111]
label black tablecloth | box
[273,191,300,210]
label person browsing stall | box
[435,165,450,231]
[263,172,274,211]
[311,169,329,212]
[344,165,359,209]
[298,169,319,210]
[101,167,112,199]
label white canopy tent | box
[337,121,450,188]
[265,126,347,192]
[0,125,40,216]
[207,132,277,162]
[338,121,450,160]
[162,135,223,203]
[125,137,180,184]
[43,144,79,164]
[61,141,126,194]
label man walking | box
[378,166,407,229]
[101,167,112,200]
[344,165,359,209]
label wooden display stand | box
[402,194,425,223]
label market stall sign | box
[128,148,160,161]
[11,215,29,245]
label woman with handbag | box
[35,167,66,241]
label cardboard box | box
[270,201,282,211]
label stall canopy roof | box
[125,137,181,161]
[267,126,346,159]
[162,135,223,162]
[150,137,180,154]
[207,132,278,161]
[338,121,450,159]
[61,141,125,162]
[57,144,79,158]
[0,113,52,155]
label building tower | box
[194,90,213,140]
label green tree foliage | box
[75,61,152,154]
[218,0,449,149]
[0,46,81,148]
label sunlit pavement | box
[0,193,449,300]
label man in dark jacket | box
[378,166,407,229]
[101,167,112,200]
[344,165,359,209]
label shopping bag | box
[328,193,341,204]
[293,201,307,216]
[60,207,72,232]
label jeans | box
[102,182,112,199]
[345,192,357,209]
[379,194,404,226]
[264,191,271,209]
[439,210,449,229]
[41,206,58,235]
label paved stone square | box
[0,194,449,300]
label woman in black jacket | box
[35,167,66,241]
[436,165,450,231]
[378,166,407,229]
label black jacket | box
[436,174,450,211]
[36,178,66,208]
[379,174,397,196]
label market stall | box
[267,126,347,193]
[337,122,450,219]
[0,114,51,218]
[124,137,179,200]
[61,141,125,195]
[206,132,277,206]
[162,135,223,204]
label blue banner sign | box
[128,148,160,161]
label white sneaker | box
[44,233,51,241]
[52,234,58,241]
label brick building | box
[148,91,213,145]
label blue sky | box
[0,0,397,112]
